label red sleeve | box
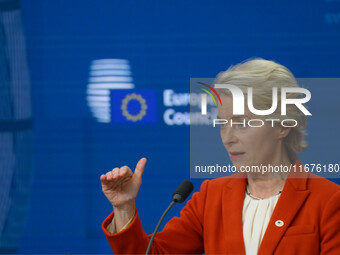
[320,190,340,254]
[102,180,209,254]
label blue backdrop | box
[14,0,340,253]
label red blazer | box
[102,160,340,254]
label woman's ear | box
[277,126,291,140]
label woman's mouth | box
[229,152,245,160]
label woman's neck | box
[246,152,293,199]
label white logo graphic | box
[86,59,135,123]
[204,84,312,116]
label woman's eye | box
[233,119,248,129]
[237,123,247,129]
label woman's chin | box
[231,162,243,172]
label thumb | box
[134,157,147,179]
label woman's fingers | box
[119,166,132,178]
[111,175,133,190]
[134,158,147,179]
[101,158,146,184]
[100,174,109,184]
[101,166,132,185]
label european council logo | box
[86,59,157,124]
[111,90,157,123]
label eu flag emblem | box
[111,90,157,123]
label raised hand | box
[100,158,147,209]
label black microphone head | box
[172,180,194,203]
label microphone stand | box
[145,200,176,255]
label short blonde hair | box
[214,58,309,161]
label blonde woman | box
[100,59,340,254]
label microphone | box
[172,180,194,203]
[145,180,194,255]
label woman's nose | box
[221,126,238,145]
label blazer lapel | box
[222,174,247,255]
[258,168,310,255]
